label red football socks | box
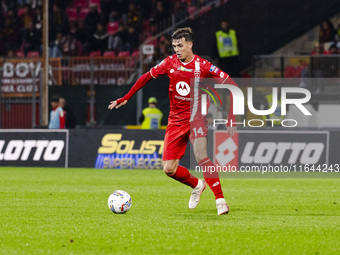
[167,165,199,188]
[199,157,224,199]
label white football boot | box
[216,198,230,215]
[188,179,206,209]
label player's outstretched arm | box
[107,71,152,110]
[108,99,127,110]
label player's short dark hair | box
[171,27,193,42]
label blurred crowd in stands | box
[301,17,340,80]
[314,17,340,55]
[0,0,216,59]
[284,17,340,80]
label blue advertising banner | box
[95,132,164,169]
[67,129,171,169]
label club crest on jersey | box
[210,65,216,72]
[176,81,190,96]
[177,66,193,72]
[194,70,201,78]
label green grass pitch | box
[0,167,339,255]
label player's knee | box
[163,162,176,175]
[194,151,207,163]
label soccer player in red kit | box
[108,27,237,215]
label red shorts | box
[162,118,207,161]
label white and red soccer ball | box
[108,190,132,214]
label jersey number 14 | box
[192,127,204,137]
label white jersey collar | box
[180,55,195,66]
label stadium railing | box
[0,56,138,128]
[252,55,340,80]
[250,54,340,99]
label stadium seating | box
[131,50,139,57]
[89,0,101,7]
[73,0,88,8]
[0,0,220,59]
[284,65,303,78]
[27,51,40,58]
[107,22,119,36]
[143,20,150,32]
[103,51,116,57]
[79,8,90,20]
[89,51,101,57]
[117,51,130,57]
[66,8,78,21]
[199,5,211,15]
[188,6,197,19]
[17,8,25,17]
[16,51,25,58]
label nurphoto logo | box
[200,84,312,128]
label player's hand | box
[108,100,127,110]
[227,126,237,136]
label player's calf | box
[166,163,199,189]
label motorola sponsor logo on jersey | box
[0,140,65,161]
[176,81,190,96]
[175,81,192,101]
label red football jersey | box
[150,54,230,124]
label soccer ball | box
[108,190,132,214]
